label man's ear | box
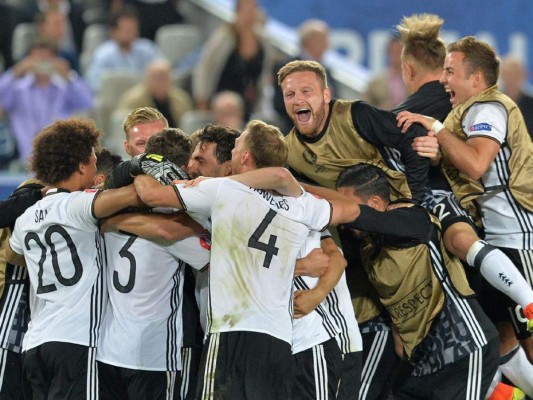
[405,62,415,81]
[93,173,106,188]
[368,194,387,212]
[221,161,232,177]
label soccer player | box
[5,118,142,399]
[134,120,361,399]
[336,163,499,399]
[97,128,210,399]
[397,35,533,392]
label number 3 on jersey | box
[248,209,279,269]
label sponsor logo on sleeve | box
[469,122,492,132]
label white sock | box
[466,240,533,308]
[499,346,533,397]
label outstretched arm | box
[301,183,361,226]
[397,111,500,179]
[134,175,185,209]
[229,167,303,197]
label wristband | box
[431,120,445,135]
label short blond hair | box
[122,107,168,139]
[244,120,287,168]
[277,60,328,88]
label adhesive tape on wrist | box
[431,120,445,135]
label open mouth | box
[295,108,311,123]
[445,88,456,103]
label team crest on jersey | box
[469,123,492,132]
[85,188,99,193]
[199,234,211,250]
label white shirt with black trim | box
[9,189,105,351]
[97,233,210,371]
[176,178,331,345]
[463,102,533,249]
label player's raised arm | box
[229,167,303,197]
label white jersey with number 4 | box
[9,189,106,352]
[97,232,210,371]
[176,178,331,345]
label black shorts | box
[181,344,202,400]
[394,337,499,400]
[98,361,181,400]
[292,337,343,400]
[359,329,397,400]
[22,342,98,400]
[476,247,533,340]
[430,192,476,234]
[336,350,362,400]
[0,348,24,400]
[196,331,293,400]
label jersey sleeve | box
[296,192,332,232]
[464,102,507,144]
[167,236,210,271]
[9,220,23,255]
[66,190,101,230]
[175,178,224,217]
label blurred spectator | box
[272,19,336,133]
[110,0,184,41]
[500,55,533,139]
[192,0,274,119]
[0,4,20,70]
[35,8,79,72]
[18,0,85,54]
[118,59,193,128]
[0,39,93,162]
[364,36,407,109]
[86,6,162,92]
[211,91,246,130]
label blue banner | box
[261,0,533,79]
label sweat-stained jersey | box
[176,178,331,345]
[97,233,210,371]
[9,189,106,352]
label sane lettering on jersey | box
[251,188,290,211]
[34,208,49,223]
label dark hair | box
[96,148,122,177]
[145,128,191,167]
[336,164,390,201]
[447,36,499,87]
[30,118,102,185]
[108,5,139,29]
[198,124,241,163]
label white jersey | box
[176,178,331,345]
[97,232,210,371]
[9,189,106,352]
[292,230,362,354]
[463,103,533,249]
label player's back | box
[98,231,210,371]
[205,181,330,345]
[9,189,105,351]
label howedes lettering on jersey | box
[34,208,49,223]
[251,188,290,211]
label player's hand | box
[181,176,212,187]
[130,153,189,185]
[293,288,326,318]
[396,111,435,133]
[412,132,440,162]
[294,248,329,277]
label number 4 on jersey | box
[248,209,279,269]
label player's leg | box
[292,338,343,400]
[41,342,98,400]
[98,361,128,400]
[336,350,362,400]
[21,346,47,400]
[0,348,24,400]
[125,368,182,400]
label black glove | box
[130,153,189,185]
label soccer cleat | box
[524,302,533,332]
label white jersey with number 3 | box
[176,178,331,345]
[97,232,210,371]
[9,189,105,352]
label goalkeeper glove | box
[130,153,189,185]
